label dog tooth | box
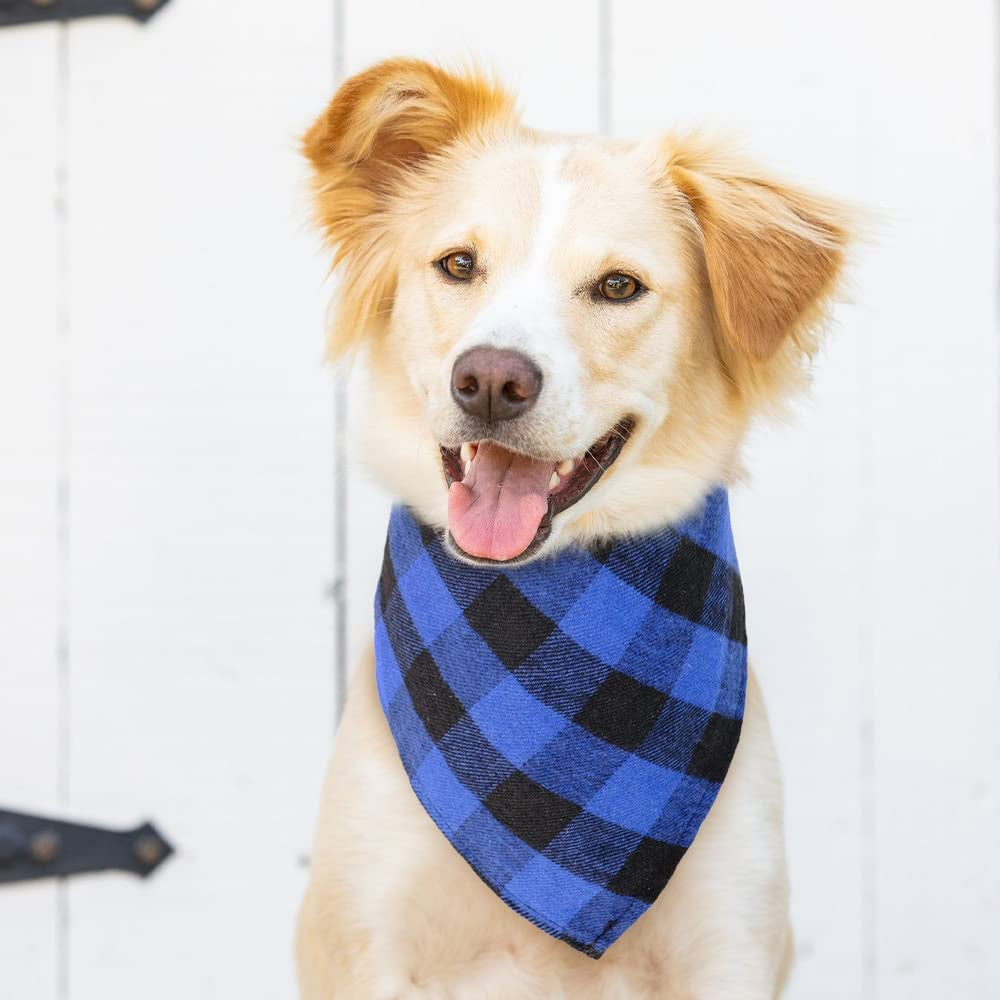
[557,459,573,476]
[460,442,473,463]
[464,460,472,475]
[549,471,560,491]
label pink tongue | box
[448,441,554,561]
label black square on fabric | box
[574,671,667,751]
[378,538,397,613]
[655,537,717,625]
[404,650,466,742]
[464,577,556,668]
[727,569,747,644]
[607,837,685,903]
[687,712,742,782]
[484,771,581,850]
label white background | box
[0,2,997,997]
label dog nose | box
[451,347,543,423]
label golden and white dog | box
[296,59,850,999]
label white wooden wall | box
[0,2,996,998]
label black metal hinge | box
[0,808,173,884]
[0,0,173,28]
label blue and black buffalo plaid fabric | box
[374,487,747,957]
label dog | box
[296,58,850,999]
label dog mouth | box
[439,417,635,564]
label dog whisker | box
[585,447,608,473]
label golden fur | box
[297,59,851,998]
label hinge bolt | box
[133,834,165,867]
[30,830,61,864]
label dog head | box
[304,59,851,563]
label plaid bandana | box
[374,488,747,957]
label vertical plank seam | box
[857,272,877,996]
[858,569,876,1000]
[598,0,611,136]
[994,0,1000,706]
[332,0,348,728]
[55,22,71,1000]
[993,9,1000,986]
[856,36,877,993]
[849,7,877,992]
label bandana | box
[374,488,746,958]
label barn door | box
[2,3,998,1000]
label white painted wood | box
[59,2,336,997]
[857,5,1000,997]
[339,0,602,676]
[0,23,65,1000]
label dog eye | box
[598,272,641,301]
[438,251,476,281]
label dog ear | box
[304,57,515,181]
[665,136,851,364]
[304,60,516,358]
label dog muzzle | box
[373,487,747,957]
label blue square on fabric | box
[452,806,536,888]
[373,617,402,709]
[414,747,482,833]
[504,853,601,928]
[430,617,510,707]
[470,675,570,767]
[679,490,736,568]
[586,756,685,835]
[559,567,653,666]
[521,723,628,806]
[544,810,643,885]
[438,714,516,799]
[397,550,462,646]
[508,550,604,623]
[671,624,728,712]
[388,507,431,578]
[648,773,719,847]
[514,634,610,718]
[615,603,693,691]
